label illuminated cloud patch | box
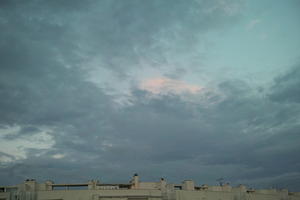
[140,78,202,95]
[0,125,55,162]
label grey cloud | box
[164,68,188,79]
[1,76,300,190]
[30,0,243,75]
[0,0,299,193]
[0,0,243,85]
[3,126,41,140]
[269,64,300,103]
[80,81,297,189]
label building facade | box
[1,174,299,200]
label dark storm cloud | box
[0,0,300,192]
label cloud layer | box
[0,0,300,192]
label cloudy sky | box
[1,0,300,191]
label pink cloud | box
[139,77,202,95]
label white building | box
[1,174,299,200]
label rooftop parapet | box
[256,189,278,195]
[221,183,232,192]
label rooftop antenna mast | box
[216,177,224,186]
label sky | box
[0,0,300,191]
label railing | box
[50,183,132,190]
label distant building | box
[1,174,299,200]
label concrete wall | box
[175,189,300,200]
[0,192,10,200]
[37,189,162,200]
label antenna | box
[216,177,224,186]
